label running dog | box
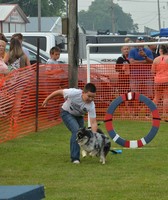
[76,127,111,164]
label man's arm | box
[138,50,153,64]
[90,117,98,133]
[129,58,146,64]
[42,89,64,107]
[129,48,153,64]
[129,56,153,64]
[143,56,153,64]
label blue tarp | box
[160,28,168,37]
[150,28,168,37]
[150,31,160,37]
[0,185,45,200]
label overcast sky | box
[78,0,168,32]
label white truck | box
[4,32,66,54]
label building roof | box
[0,4,29,23]
[26,17,61,32]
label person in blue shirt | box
[128,36,154,96]
[128,36,154,118]
[129,36,153,64]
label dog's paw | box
[100,158,106,164]
[89,152,93,157]
[81,150,87,158]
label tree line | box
[0,0,138,33]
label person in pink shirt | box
[152,44,168,121]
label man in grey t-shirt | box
[42,83,98,164]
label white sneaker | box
[73,160,80,164]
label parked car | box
[6,41,50,64]
[6,41,103,65]
[4,32,65,54]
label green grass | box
[0,121,168,200]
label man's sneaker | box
[73,160,80,164]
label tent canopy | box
[151,28,168,37]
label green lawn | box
[0,121,167,200]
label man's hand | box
[138,49,147,58]
[42,99,48,107]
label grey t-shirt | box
[62,88,96,118]
[46,59,58,64]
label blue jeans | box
[60,109,84,162]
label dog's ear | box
[79,127,84,131]
[80,127,86,132]
[97,128,104,135]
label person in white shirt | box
[42,83,98,164]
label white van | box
[4,32,65,54]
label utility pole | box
[68,0,79,88]
[38,0,41,31]
[111,0,115,34]
[157,0,161,30]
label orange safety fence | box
[0,63,167,143]
[0,64,68,143]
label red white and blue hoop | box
[105,92,160,148]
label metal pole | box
[35,0,41,131]
[86,46,90,83]
[35,38,40,132]
[38,0,41,31]
[111,0,115,34]
[86,45,91,127]
[157,0,161,30]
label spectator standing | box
[0,37,7,74]
[3,38,30,132]
[125,37,132,43]
[0,39,8,117]
[128,36,154,118]
[0,33,8,43]
[47,46,60,64]
[128,36,154,97]
[124,37,134,49]
[11,33,30,59]
[42,83,98,164]
[0,33,8,59]
[4,37,30,70]
[129,36,153,65]
[116,45,130,94]
[151,44,168,121]
[0,40,8,75]
[148,38,159,59]
[116,45,130,117]
[0,39,7,59]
